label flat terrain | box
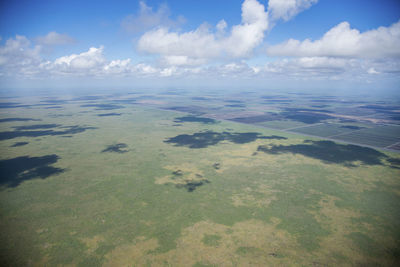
[0,89,399,266]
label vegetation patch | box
[202,234,221,246]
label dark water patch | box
[341,125,364,130]
[13,124,60,130]
[0,125,96,140]
[97,113,122,117]
[164,131,287,149]
[102,143,129,153]
[61,136,73,138]
[0,118,41,123]
[174,116,217,124]
[0,154,64,188]
[176,180,210,192]
[10,142,29,147]
[225,104,246,108]
[80,104,125,110]
[172,124,182,126]
[257,140,387,166]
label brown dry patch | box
[103,238,158,267]
[81,235,105,254]
[231,184,277,208]
[309,196,382,266]
[103,219,315,266]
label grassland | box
[0,91,399,266]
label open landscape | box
[1,0,400,265]
[0,89,399,266]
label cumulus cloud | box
[267,20,400,58]
[36,31,75,46]
[137,0,268,65]
[268,0,318,22]
[0,35,42,76]
[54,46,106,70]
[121,1,185,34]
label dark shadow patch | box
[192,97,209,101]
[13,124,60,130]
[0,125,96,141]
[164,131,287,149]
[163,106,206,115]
[176,180,210,192]
[341,125,365,130]
[0,154,64,188]
[0,118,41,123]
[387,158,400,169]
[257,140,387,166]
[230,114,278,123]
[213,163,221,170]
[44,106,63,109]
[72,96,105,101]
[110,99,137,104]
[80,104,124,110]
[97,113,122,117]
[101,143,128,153]
[40,99,69,104]
[281,111,334,124]
[10,142,29,147]
[174,116,217,124]
[225,104,246,108]
[225,100,244,103]
[172,170,183,176]
[0,102,31,109]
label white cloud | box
[267,0,318,22]
[267,20,400,58]
[0,35,42,76]
[36,31,75,46]
[54,46,106,70]
[121,1,185,34]
[137,0,268,65]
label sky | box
[0,0,399,91]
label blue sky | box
[0,0,399,90]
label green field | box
[0,93,400,266]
